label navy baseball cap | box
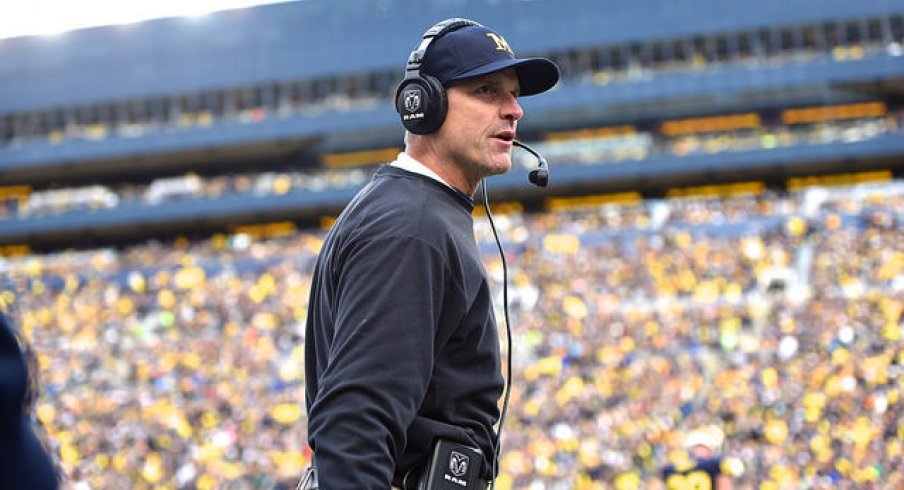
[421,24,560,96]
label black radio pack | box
[417,439,485,490]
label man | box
[0,313,59,490]
[661,429,733,490]
[303,18,559,489]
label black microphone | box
[512,140,549,187]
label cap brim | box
[447,57,560,96]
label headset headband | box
[396,18,483,135]
[404,18,481,76]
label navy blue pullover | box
[305,164,503,488]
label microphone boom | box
[512,140,549,187]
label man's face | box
[690,444,713,459]
[434,68,524,185]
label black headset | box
[395,18,481,135]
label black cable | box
[481,178,512,489]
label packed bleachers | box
[2,1,901,488]
[3,176,902,489]
[4,108,900,223]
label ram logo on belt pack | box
[449,451,469,477]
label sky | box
[0,0,295,40]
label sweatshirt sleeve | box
[307,236,450,489]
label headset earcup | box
[395,75,447,135]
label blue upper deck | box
[1,0,900,113]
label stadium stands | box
[1,107,898,222]
[4,178,904,488]
[1,0,903,487]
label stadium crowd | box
[5,110,901,221]
[2,176,902,489]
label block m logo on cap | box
[485,33,514,55]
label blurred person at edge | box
[0,313,60,490]
[661,430,733,490]
[301,17,559,490]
